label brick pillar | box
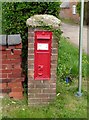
[28,28,58,106]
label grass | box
[60,18,79,25]
[1,36,88,119]
[57,36,87,81]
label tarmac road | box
[60,22,88,54]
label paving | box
[60,22,88,54]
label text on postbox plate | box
[37,43,48,50]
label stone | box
[26,14,61,29]
[8,34,21,45]
[0,35,6,45]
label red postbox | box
[34,31,52,80]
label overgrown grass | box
[1,36,88,119]
[57,36,87,81]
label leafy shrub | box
[77,2,81,15]
[2,2,61,75]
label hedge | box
[2,2,61,75]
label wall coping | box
[0,34,21,46]
[0,35,6,45]
[8,34,21,45]
[26,14,61,29]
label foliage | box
[57,36,88,81]
[2,2,61,74]
[77,2,89,25]
[77,2,81,15]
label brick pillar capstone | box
[26,14,61,106]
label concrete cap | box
[0,35,7,45]
[26,14,61,29]
[8,34,21,45]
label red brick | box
[1,88,11,93]
[6,54,21,59]
[0,54,7,59]
[9,92,23,99]
[0,46,7,51]
[8,82,22,88]
[12,71,22,77]
[6,64,21,70]
[0,60,2,64]
[28,49,34,53]
[43,88,56,93]
[12,77,25,82]
[11,87,24,92]
[2,50,11,54]
[7,73,13,79]
[14,49,21,55]
[50,84,56,88]
[35,84,49,88]
[28,54,34,59]
[29,98,41,103]
[12,68,22,73]
[15,44,22,49]
[1,70,12,74]
[14,64,21,69]
[28,88,41,93]
[0,60,2,65]
[0,73,7,78]
[7,73,21,79]
[2,60,11,64]
[1,79,11,83]
[28,43,34,48]
[6,64,13,69]
[0,64,2,68]
[34,93,50,98]
[2,65,7,69]
[42,98,53,102]
[0,83,7,89]
[10,59,22,64]
[0,51,5,55]
[8,46,15,50]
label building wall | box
[60,2,80,23]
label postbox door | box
[34,31,52,80]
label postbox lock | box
[38,65,43,71]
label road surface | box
[60,22,88,54]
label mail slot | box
[34,31,52,80]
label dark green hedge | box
[2,2,60,75]
[77,2,89,25]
